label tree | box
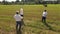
[0,1,1,3]
[35,0,41,4]
[16,0,19,2]
[2,0,6,4]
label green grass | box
[0,4,60,34]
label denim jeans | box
[42,16,46,23]
[16,21,22,34]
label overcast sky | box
[0,0,21,2]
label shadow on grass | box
[26,24,44,30]
[26,22,56,32]
[42,22,56,32]
[42,22,52,30]
[16,30,22,34]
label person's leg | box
[43,17,46,25]
[16,21,19,30]
[42,17,45,23]
[16,21,19,34]
[44,17,46,23]
[17,21,21,31]
[19,21,22,34]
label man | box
[42,10,53,30]
[14,11,23,34]
[42,10,47,23]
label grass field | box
[0,4,60,34]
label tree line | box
[0,0,60,5]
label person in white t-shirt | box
[42,10,47,23]
[42,10,53,30]
[14,11,23,34]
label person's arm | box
[46,12,47,16]
[21,16,23,20]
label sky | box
[0,0,21,2]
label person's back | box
[14,14,22,21]
[14,11,23,21]
[42,10,47,17]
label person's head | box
[20,8,23,12]
[44,10,46,12]
[16,11,19,14]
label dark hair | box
[21,15,23,17]
[44,10,46,12]
[16,12,19,14]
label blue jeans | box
[42,16,46,23]
[16,21,22,34]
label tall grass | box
[0,4,60,34]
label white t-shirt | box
[14,14,23,21]
[42,11,47,17]
[20,8,23,15]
